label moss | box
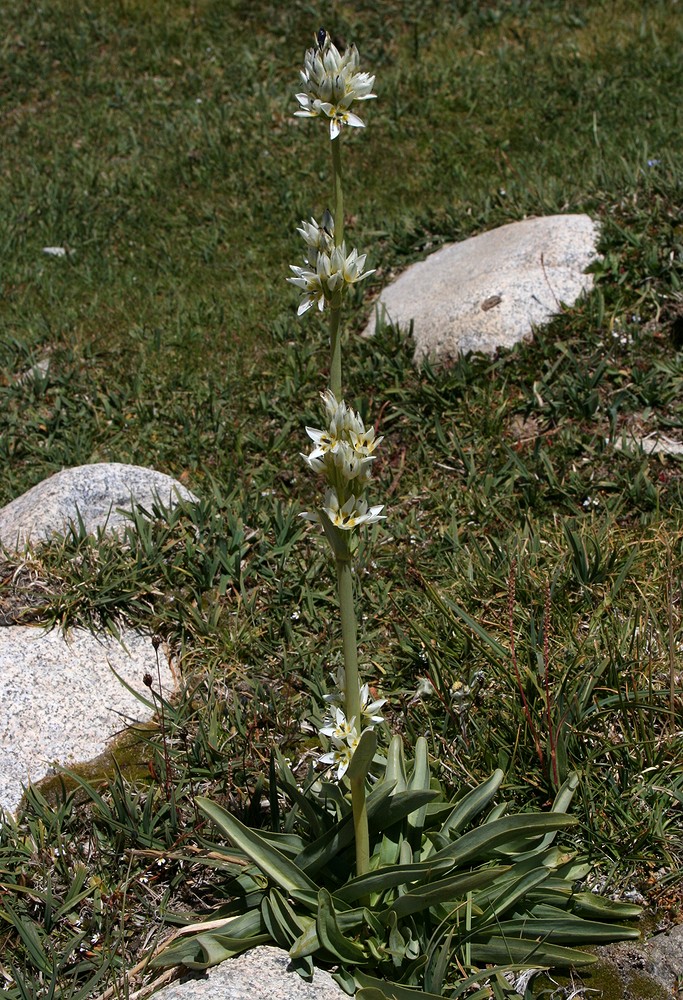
[535,958,671,1000]
[26,721,159,809]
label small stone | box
[364,214,600,363]
[0,463,198,553]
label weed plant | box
[0,0,682,996]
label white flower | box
[297,211,335,262]
[320,706,358,742]
[288,242,373,315]
[287,252,330,314]
[330,441,375,483]
[322,664,346,707]
[300,396,385,530]
[319,734,359,780]
[318,710,360,781]
[360,683,386,725]
[322,489,385,530]
[295,32,376,140]
[327,243,375,293]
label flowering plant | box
[154,29,643,998]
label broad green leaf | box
[347,727,378,782]
[356,970,448,1000]
[475,867,552,922]
[261,888,311,949]
[289,920,321,960]
[481,916,641,944]
[153,930,272,969]
[552,772,579,814]
[390,867,510,918]
[385,735,408,793]
[571,891,642,920]
[274,749,325,837]
[197,797,319,895]
[438,770,505,840]
[406,737,431,854]
[296,779,396,874]
[469,935,597,967]
[380,789,440,830]
[378,831,402,867]
[497,774,581,859]
[431,813,577,866]
[335,858,454,904]
[316,888,369,964]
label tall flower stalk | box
[288,29,380,876]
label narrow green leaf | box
[3,904,51,975]
[424,925,454,995]
[424,583,509,663]
[431,814,577,866]
[197,797,319,895]
[447,963,545,998]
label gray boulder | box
[0,626,176,815]
[588,922,683,999]
[0,463,197,553]
[148,946,347,1000]
[364,214,600,363]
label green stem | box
[329,132,368,878]
[331,136,344,247]
[336,553,360,728]
[350,775,370,879]
[328,137,344,399]
[329,304,342,400]
[336,552,369,877]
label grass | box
[0,0,682,995]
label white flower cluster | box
[319,680,386,780]
[288,213,374,316]
[301,389,385,531]
[295,30,376,140]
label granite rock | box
[148,946,348,1000]
[0,626,175,815]
[364,214,600,363]
[0,463,197,553]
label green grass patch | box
[1,0,682,996]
